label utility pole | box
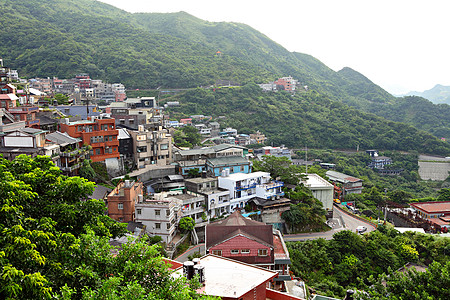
[305,145,308,174]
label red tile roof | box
[410,201,450,214]
[206,211,273,250]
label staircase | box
[1,108,15,123]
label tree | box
[253,155,306,185]
[174,126,202,148]
[179,217,195,232]
[0,155,212,299]
[360,261,450,300]
[79,159,96,180]
[54,93,69,105]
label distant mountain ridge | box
[0,0,449,153]
[403,84,450,105]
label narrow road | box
[284,205,376,242]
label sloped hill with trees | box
[167,84,450,155]
[2,0,450,144]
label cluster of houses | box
[259,76,306,93]
[27,73,126,104]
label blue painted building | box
[206,156,252,177]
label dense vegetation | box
[298,149,449,221]
[287,227,450,298]
[167,85,450,155]
[253,156,328,232]
[3,0,450,142]
[0,155,213,299]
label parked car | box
[356,226,367,234]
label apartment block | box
[60,116,119,162]
[135,192,178,244]
[107,180,144,222]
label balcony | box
[60,163,81,172]
[105,140,119,147]
[8,106,39,113]
[235,182,257,191]
[60,149,81,157]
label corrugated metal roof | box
[47,131,81,145]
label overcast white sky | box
[99,0,450,95]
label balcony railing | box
[60,163,81,172]
[262,181,284,190]
[235,183,257,191]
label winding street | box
[284,205,376,242]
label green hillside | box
[166,85,450,155]
[1,0,449,150]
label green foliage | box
[79,159,95,181]
[282,186,327,232]
[2,0,450,149]
[179,217,195,232]
[169,87,450,155]
[306,149,441,203]
[91,161,109,182]
[0,155,211,299]
[54,93,69,105]
[173,126,202,148]
[359,261,450,300]
[252,155,306,185]
[287,229,450,298]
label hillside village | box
[1,58,450,300]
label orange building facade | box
[107,180,144,222]
[60,117,120,162]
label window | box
[258,249,268,256]
[211,250,222,256]
[137,146,147,153]
[155,223,161,229]
[95,148,101,155]
[166,223,171,229]
[166,210,170,217]
[155,210,160,216]
[137,209,141,215]
[118,203,123,210]
[230,249,239,254]
[160,144,168,150]
[241,249,250,254]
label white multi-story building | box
[173,192,206,226]
[135,192,178,244]
[218,171,284,211]
[185,177,231,219]
[301,173,334,214]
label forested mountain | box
[166,85,450,155]
[405,84,450,105]
[1,0,449,150]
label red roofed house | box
[179,118,192,125]
[326,170,363,197]
[410,201,450,231]
[206,211,292,290]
